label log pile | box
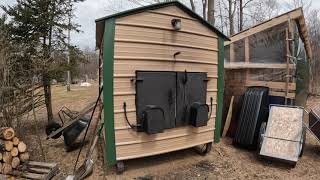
[0,127,29,175]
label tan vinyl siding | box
[113,5,218,160]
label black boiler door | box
[135,71,176,129]
[176,72,208,126]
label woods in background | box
[108,0,320,95]
[0,0,98,132]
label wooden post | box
[230,43,235,62]
[244,37,250,82]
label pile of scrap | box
[0,127,58,179]
[0,127,29,175]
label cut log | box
[11,157,20,169]
[19,152,30,163]
[0,152,2,161]
[17,141,27,153]
[2,163,12,174]
[6,176,16,180]
[10,147,19,157]
[12,137,19,146]
[3,151,12,163]
[0,127,15,140]
[5,141,13,151]
[0,139,5,151]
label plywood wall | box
[113,5,219,160]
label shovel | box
[66,123,104,180]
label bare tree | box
[306,9,320,94]
[208,0,215,25]
[228,0,236,35]
[190,0,196,11]
[0,15,45,130]
[202,0,207,20]
[245,0,280,26]
[239,0,254,31]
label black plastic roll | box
[233,87,269,149]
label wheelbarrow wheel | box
[299,127,306,157]
[45,122,63,139]
[258,122,267,152]
[116,161,125,174]
[194,142,212,156]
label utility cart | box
[258,105,306,166]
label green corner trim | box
[215,36,225,143]
[103,18,117,166]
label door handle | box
[168,89,174,105]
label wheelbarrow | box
[45,102,96,151]
[306,105,320,142]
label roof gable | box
[95,1,229,48]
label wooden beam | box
[222,96,234,137]
[269,91,295,99]
[245,80,296,91]
[224,62,295,69]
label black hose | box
[73,86,103,173]
[208,97,213,120]
[123,102,141,129]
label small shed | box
[95,1,228,168]
[223,8,311,136]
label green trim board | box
[215,36,225,143]
[103,18,117,166]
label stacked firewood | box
[0,127,29,175]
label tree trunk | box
[43,74,54,124]
[239,0,243,31]
[228,0,235,35]
[208,0,215,25]
[218,0,224,32]
[189,0,196,12]
[202,0,207,20]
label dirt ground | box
[21,83,320,180]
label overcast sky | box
[1,0,320,50]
